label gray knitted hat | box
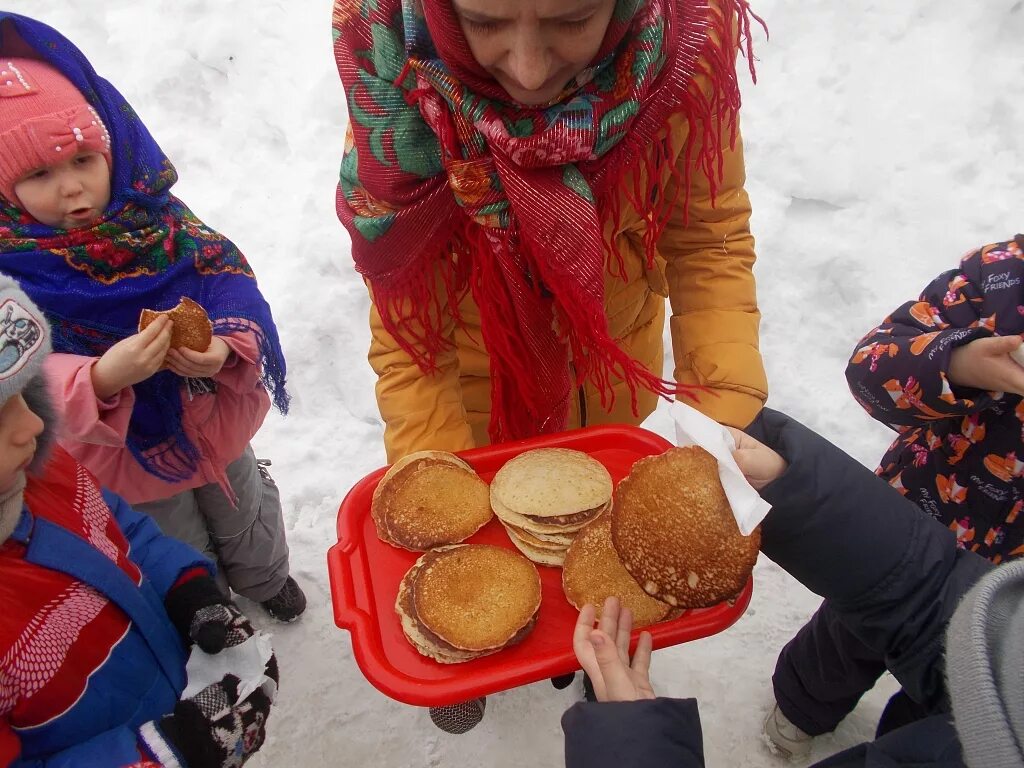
[945,559,1024,768]
[0,274,49,403]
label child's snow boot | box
[763,702,812,760]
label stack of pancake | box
[490,448,613,567]
[371,451,493,551]
[610,446,760,609]
[562,514,677,628]
[395,544,542,664]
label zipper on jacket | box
[577,386,588,428]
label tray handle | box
[327,541,370,632]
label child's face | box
[12,151,111,230]
[0,394,43,494]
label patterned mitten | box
[166,574,254,653]
[141,664,277,768]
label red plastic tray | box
[328,424,753,706]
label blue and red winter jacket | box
[0,446,212,766]
[846,234,1024,562]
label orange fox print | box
[983,525,1006,548]
[908,301,947,329]
[941,275,969,307]
[980,241,1023,263]
[948,516,976,546]
[1007,499,1022,524]
[909,332,941,356]
[982,451,1024,482]
[936,474,968,504]
[972,314,997,332]
[882,377,954,419]
[947,415,986,465]
[851,341,899,371]
[887,472,909,496]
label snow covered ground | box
[8,0,1022,765]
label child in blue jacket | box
[0,274,277,767]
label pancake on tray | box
[611,446,759,609]
[562,514,673,628]
[490,447,612,567]
[371,451,492,551]
[395,544,541,663]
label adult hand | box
[726,426,788,490]
[947,335,1024,396]
[573,596,655,702]
[91,315,173,400]
[165,336,232,379]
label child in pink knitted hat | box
[0,57,112,228]
[0,12,304,624]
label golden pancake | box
[491,494,607,536]
[611,447,760,609]
[562,515,672,627]
[371,454,492,550]
[490,448,612,520]
[503,524,569,567]
[138,297,213,352]
[395,557,479,663]
[413,544,541,652]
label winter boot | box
[261,576,307,622]
[429,698,486,734]
[763,702,812,760]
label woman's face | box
[453,0,617,106]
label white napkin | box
[669,400,771,535]
[182,631,276,704]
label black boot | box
[550,673,576,690]
[429,697,486,734]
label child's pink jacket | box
[44,332,270,504]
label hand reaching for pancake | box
[165,336,232,379]
[726,427,788,491]
[91,314,174,400]
[573,596,655,703]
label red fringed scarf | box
[333,0,762,443]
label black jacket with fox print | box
[846,234,1024,562]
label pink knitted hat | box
[0,57,112,204]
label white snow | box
[8,0,1022,765]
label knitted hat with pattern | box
[0,56,111,204]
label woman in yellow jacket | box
[333,0,768,462]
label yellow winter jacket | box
[368,94,767,461]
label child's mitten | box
[140,667,276,768]
[165,573,254,653]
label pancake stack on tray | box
[395,544,542,664]
[610,446,760,609]
[489,448,613,567]
[561,514,677,628]
[371,451,493,551]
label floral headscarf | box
[334,0,760,443]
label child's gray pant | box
[135,444,290,603]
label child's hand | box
[948,335,1024,396]
[726,426,788,490]
[573,597,656,702]
[91,315,173,400]
[165,337,232,379]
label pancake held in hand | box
[611,447,760,609]
[138,296,213,351]
[562,515,672,628]
[395,544,541,663]
[371,451,492,550]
